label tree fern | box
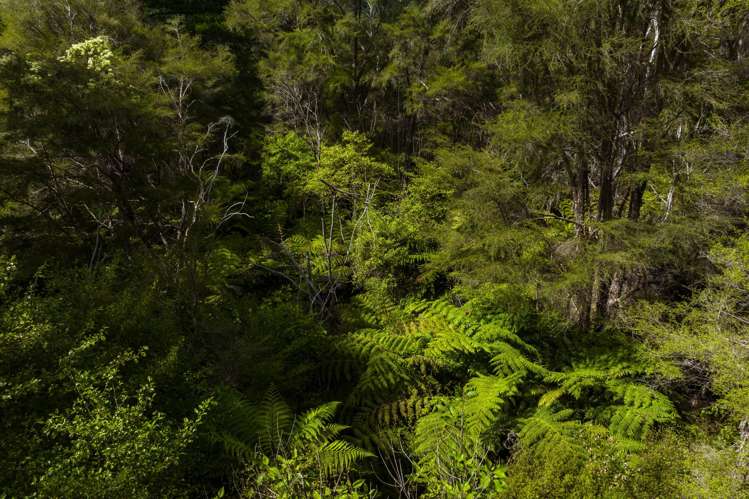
[340,295,682,489]
[368,396,430,427]
[543,357,641,401]
[354,293,407,327]
[348,350,413,404]
[413,400,467,458]
[463,373,522,435]
[605,381,676,440]
[348,297,538,373]
[518,408,583,460]
[535,355,675,441]
[491,342,547,377]
[344,296,540,452]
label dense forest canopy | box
[0,0,748,497]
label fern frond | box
[423,320,485,358]
[404,251,434,265]
[348,329,423,357]
[322,357,359,383]
[544,358,637,400]
[213,387,260,443]
[354,293,404,326]
[537,387,565,408]
[463,374,521,435]
[348,351,412,404]
[407,354,445,374]
[413,401,465,458]
[605,381,676,439]
[211,387,260,462]
[217,432,255,462]
[317,440,374,477]
[519,408,583,459]
[475,319,537,355]
[490,343,546,377]
[405,298,479,335]
[257,386,293,455]
[369,396,430,427]
[350,423,403,451]
[293,401,341,445]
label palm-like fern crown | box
[334,296,677,465]
[214,296,677,480]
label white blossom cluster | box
[59,36,115,78]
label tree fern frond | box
[404,251,435,265]
[348,351,412,404]
[537,387,565,408]
[322,357,359,383]
[407,354,445,374]
[475,319,537,354]
[463,374,521,435]
[423,320,485,358]
[605,381,676,439]
[369,396,430,427]
[413,401,465,458]
[408,298,480,334]
[490,343,546,377]
[354,293,404,326]
[344,328,423,359]
[317,440,374,477]
[544,358,638,400]
[210,387,260,462]
[519,408,583,459]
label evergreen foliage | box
[0,0,748,497]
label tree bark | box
[598,162,615,222]
[628,181,646,221]
[572,162,589,238]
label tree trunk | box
[568,160,592,329]
[628,181,646,221]
[572,162,589,238]
[598,162,615,222]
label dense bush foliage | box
[1,0,748,497]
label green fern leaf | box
[317,440,374,477]
[463,373,521,435]
[519,407,583,459]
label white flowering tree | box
[0,2,236,265]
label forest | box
[0,0,748,497]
